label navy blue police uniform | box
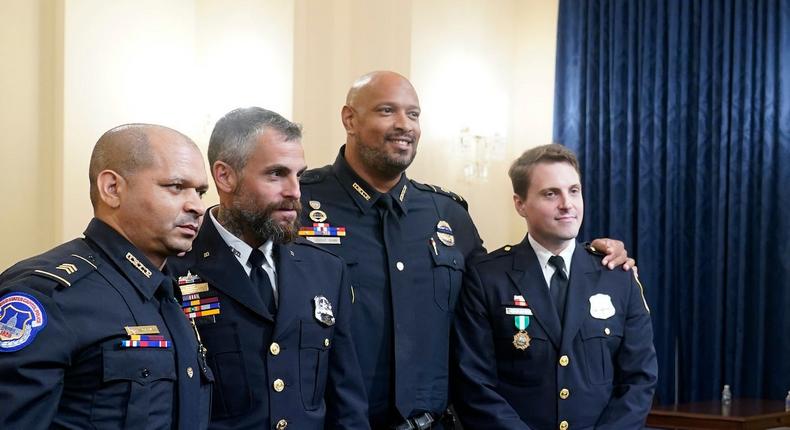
[168,206,370,430]
[299,147,486,428]
[451,238,658,430]
[0,218,213,430]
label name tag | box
[124,325,160,335]
[505,307,533,316]
[306,237,341,245]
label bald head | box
[345,70,418,108]
[341,71,421,189]
[89,124,198,208]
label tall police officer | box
[169,107,370,429]
[0,124,213,429]
[298,71,635,429]
[451,144,657,429]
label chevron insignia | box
[56,263,78,274]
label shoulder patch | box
[30,253,98,288]
[300,165,332,185]
[410,180,469,210]
[0,292,48,352]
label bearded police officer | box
[169,107,369,429]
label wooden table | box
[647,398,790,430]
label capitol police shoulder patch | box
[0,292,48,352]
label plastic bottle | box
[785,390,790,412]
[721,384,732,406]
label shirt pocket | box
[429,241,466,312]
[92,346,176,429]
[299,320,334,411]
[580,319,624,385]
[199,322,253,419]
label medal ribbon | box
[513,295,530,331]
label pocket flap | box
[103,348,176,385]
[299,321,334,350]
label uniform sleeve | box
[451,265,532,430]
[0,282,77,429]
[595,274,658,429]
[323,263,371,429]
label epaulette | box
[300,165,332,185]
[481,244,517,261]
[410,180,469,210]
[583,242,606,258]
[29,253,98,288]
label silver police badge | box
[313,296,335,326]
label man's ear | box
[96,170,125,208]
[213,161,238,194]
[341,105,355,134]
[513,193,528,219]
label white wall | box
[0,0,558,267]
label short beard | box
[219,195,302,245]
[356,136,416,179]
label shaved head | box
[345,70,417,108]
[341,70,421,189]
[89,124,197,208]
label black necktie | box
[249,248,277,316]
[548,255,569,324]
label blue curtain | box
[553,0,790,404]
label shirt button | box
[559,355,569,366]
[270,342,281,355]
[396,261,405,271]
[559,388,570,399]
[604,327,611,335]
[140,368,150,378]
[559,420,569,430]
[273,378,285,392]
[276,419,288,429]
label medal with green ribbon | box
[512,295,531,350]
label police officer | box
[169,107,370,429]
[0,124,213,429]
[451,144,658,429]
[298,71,634,429]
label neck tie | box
[249,248,277,316]
[548,255,569,324]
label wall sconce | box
[457,127,506,182]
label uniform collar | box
[331,145,412,215]
[83,218,167,300]
[526,233,576,285]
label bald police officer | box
[0,124,213,429]
[298,71,634,429]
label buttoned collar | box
[83,218,167,300]
[331,145,411,215]
[209,206,275,275]
[527,233,576,287]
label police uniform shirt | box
[527,234,575,287]
[0,218,212,430]
[209,207,278,300]
[299,146,486,426]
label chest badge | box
[589,294,615,319]
[436,220,455,246]
[308,200,328,222]
[313,296,336,326]
[511,295,531,350]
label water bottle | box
[721,384,732,405]
[785,390,790,412]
